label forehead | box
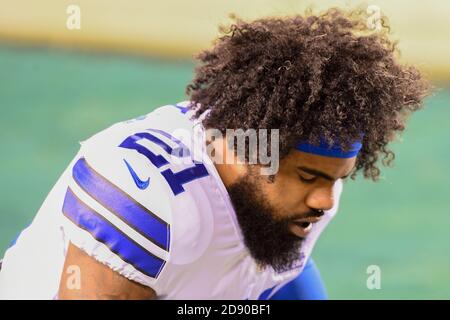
[282,150,357,179]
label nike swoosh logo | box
[123,159,150,190]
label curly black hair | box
[186,7,430,180]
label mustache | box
[288,209,325,221]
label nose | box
[312,209,325,217]
[305,186,334,212]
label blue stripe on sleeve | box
[72,157,170,251]
[63,187,166,279]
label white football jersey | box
[0,101,343,299]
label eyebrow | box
[297,166,350,181]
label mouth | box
[289,217,321,238]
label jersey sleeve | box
[60,126,175,293]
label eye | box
[298,173,317,184]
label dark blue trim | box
[63,187,166,279]
[72,157,170,251]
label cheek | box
[264,175,308,211]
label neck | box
[208,135,247,189]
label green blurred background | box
[0,0,449,299]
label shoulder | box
[62,101,213,290]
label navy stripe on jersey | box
[63,187,166,278]
[258,285,277,300]
[72,157,170,251]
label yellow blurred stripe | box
[0,0,449,78]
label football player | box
[0,8,429,299]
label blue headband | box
[296,137,363,158]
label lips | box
[289,216,322,238]
[293,216,322,224]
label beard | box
[226,171,304,273]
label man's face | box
[226,150,356,272]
